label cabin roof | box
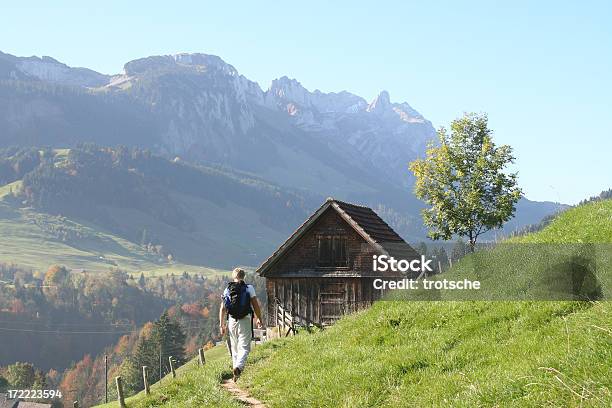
[0,395,52,408]
[333,200,405,244]
[256,198,418,277]
[0,394,17,408]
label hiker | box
[220,267,264,381]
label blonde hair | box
[232,267,246,280]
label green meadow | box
[0,199,227,277]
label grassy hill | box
[0,146,316,274]
[0,199,226,276]
[94,199,611,407]
[0,177,225,276]
[401,199,612,302]
[517,198,612,243]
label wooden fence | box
[112,347,208,407]
[109,323,271,407]
[276,300,296,337]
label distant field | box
[0,147,238,276]
[0,180,22,199]
[0,199,229,277]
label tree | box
[42,265,72,306]
[415,242,428,257]
[10,298,25,314]
[0,375,9,392]
[124,336,159,392]
[431,246,449,273]
[43,265,70,285]
[119,312,186,392]
[5,362,45,389]
[151,312,186,377]
[409,113,522,252]
[451,238,469,262]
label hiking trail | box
[221,379,267,408]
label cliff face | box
[93,53,435,192]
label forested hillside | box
[0,262,266,406]
[0,146,317,270]
[0,263,169,370]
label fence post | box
[115,376,126,408]
[143,365,150,395]
[438,260,442,274]
[169,356,176,378]
[280,304,286,335]
[159,345,162,384]
[104,354,108,403]
[198,348,206,366]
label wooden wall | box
[266,277,382,326]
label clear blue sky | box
[2,1,610,204]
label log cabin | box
[256,198,420,327]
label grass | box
[517,199,612,244]
[0,180,22,199]
[95,345,240,408]
[93,302,611,407]
[243,301,610,407]
[95,199,611,407]
[389,200,612,302]
[236,201,611,407]
[0,199,228,277]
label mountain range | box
[0,50,565,269]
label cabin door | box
[319,282,346,325]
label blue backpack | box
[223,281,252,319]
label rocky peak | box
[314,90,368,113]
[4,52,109,87]
[393,102,425,122]
[365,90,426,123]
[172,53,238,76]
[123,53,238,77]
[266,76,367,114]
[267,76,310,105]
[366,90,392,114]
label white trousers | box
[228,315,252,370]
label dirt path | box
[221,379,267,408]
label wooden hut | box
[256,198,419,328]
